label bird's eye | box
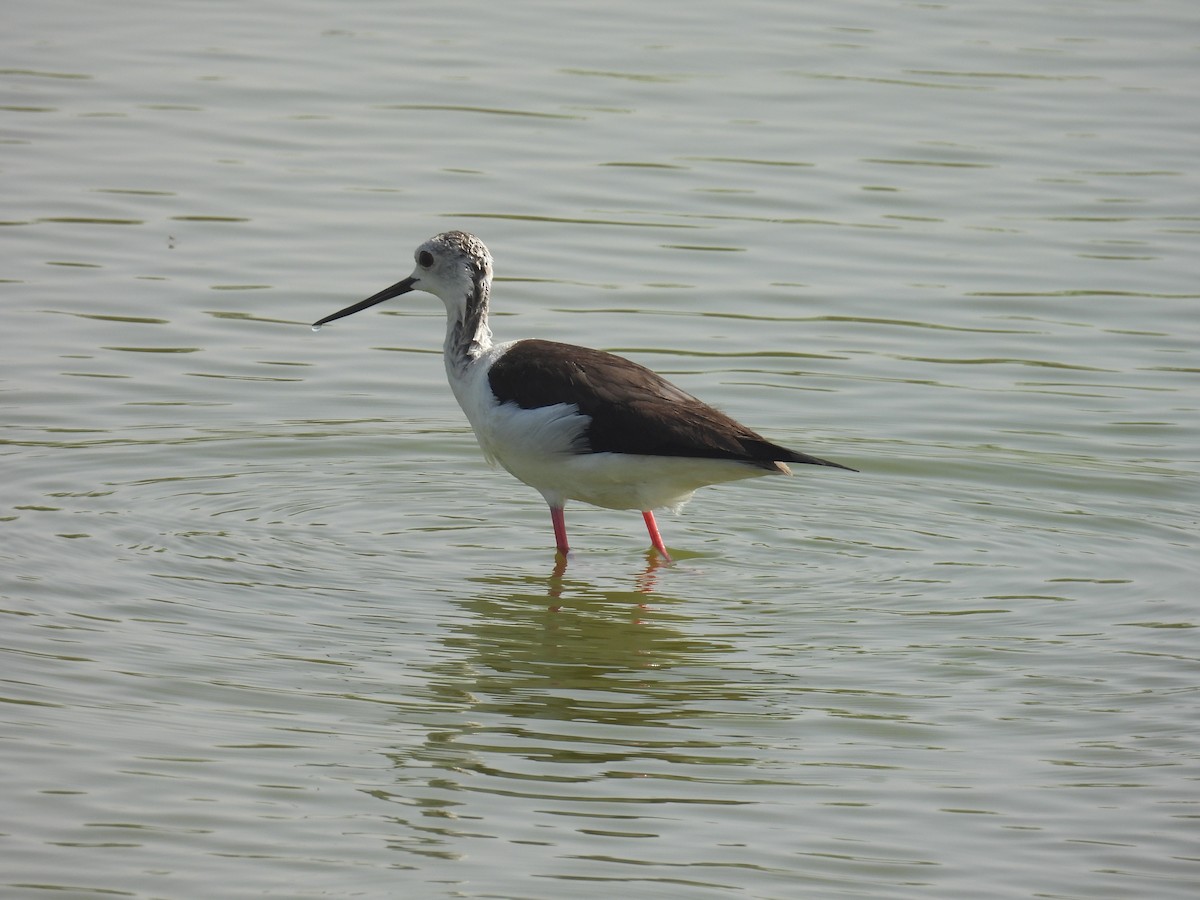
[417,250,434,268]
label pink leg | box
[550,505,570,556]
[642,510,672,561]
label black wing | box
[487,339,853,471]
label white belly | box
[446,345,780,511]
[507,447,774,511]
[471,395,773,510]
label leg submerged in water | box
[642,510,671,561]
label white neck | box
[442,283,493,377]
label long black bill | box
[312,275,419,328]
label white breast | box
[444,343,776,512]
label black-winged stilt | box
[313,231,854,561]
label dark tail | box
[744,438,857,472]
[784,448,857,472]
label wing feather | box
[488,340,852,471]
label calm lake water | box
[3,0,1198,897]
